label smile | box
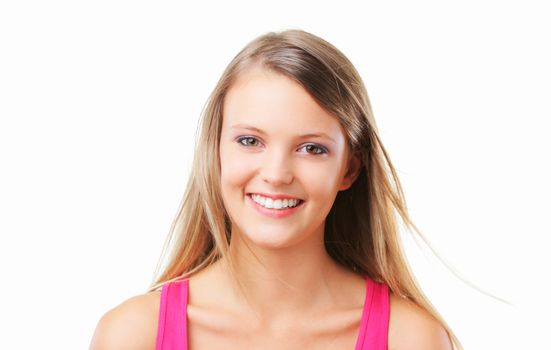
[249,194,303,210]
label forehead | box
[222,68,346,140]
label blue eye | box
[237,136,261,147]
[300,144,328,155]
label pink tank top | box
[156,278,389,349]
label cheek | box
[296,162,344,200]
[220,148,256,194]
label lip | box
[246,194,305,218]
[246,192,303,200]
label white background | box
[1,1,549,349]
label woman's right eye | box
[237,136,260,147]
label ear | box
[339,153,362,191]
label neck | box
[214,226,354,321]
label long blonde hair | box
[150,29,460,348]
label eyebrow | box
[231,124,337,144]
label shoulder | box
[388,293,453,350]
[89,291,161,350]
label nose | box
[260,148,294,186]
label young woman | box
[90,29,460,349]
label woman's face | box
[219,68,359,250]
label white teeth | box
[251,194,301,210]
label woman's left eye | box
[300,144,327,155]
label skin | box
[89,68,452,350]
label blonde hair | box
[150,29,461,348]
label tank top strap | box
[355,278,390,350]
[156,279,189,350]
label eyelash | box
[236,136,328,155]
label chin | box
[234,223,319,251]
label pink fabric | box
[156,277,389,350]
[156,279,188,350]
[355,279,390,350]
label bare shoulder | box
[388,293,453,350]
[89,291,161,350]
